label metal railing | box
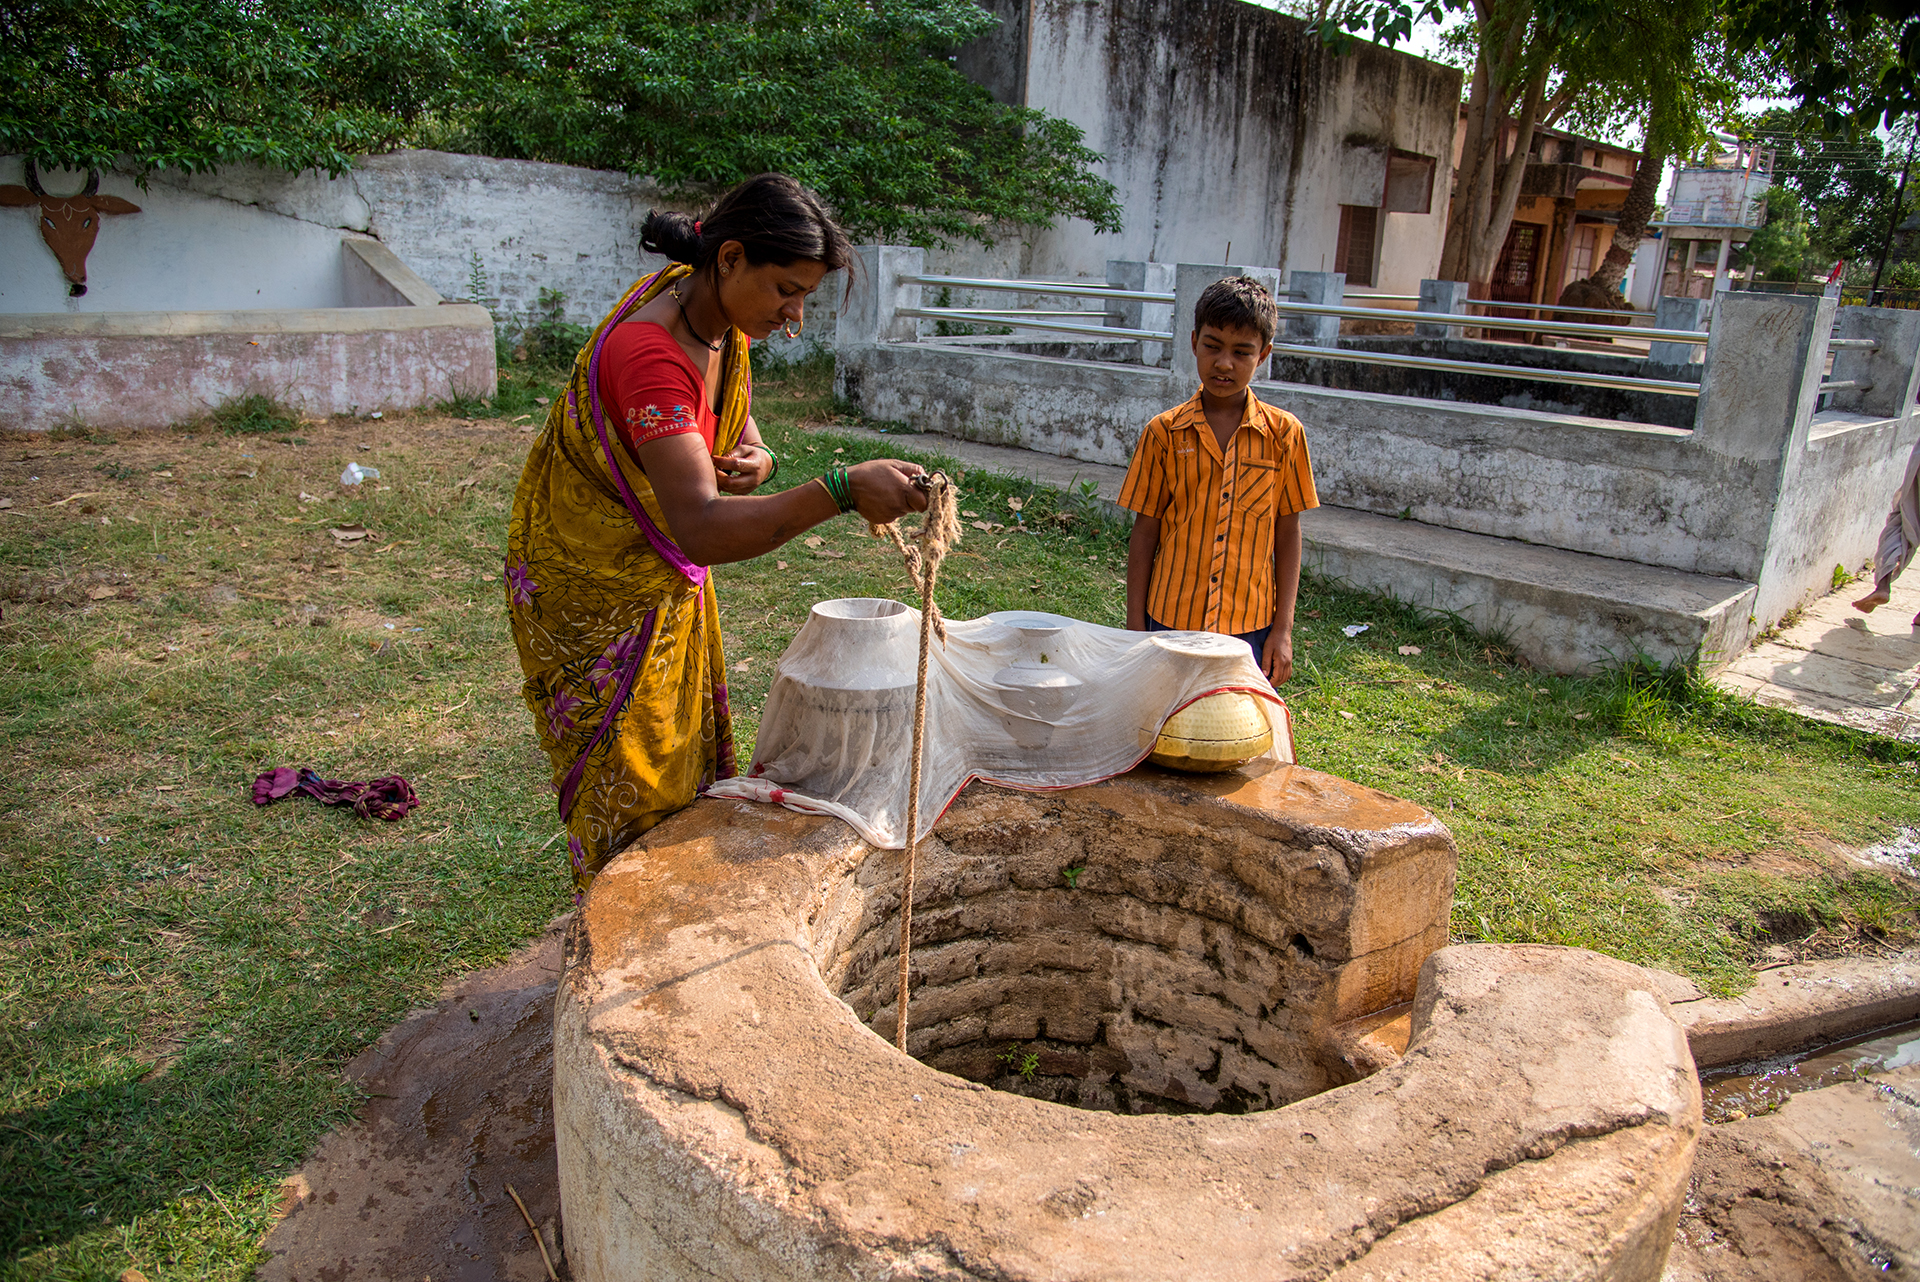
[1269,342,1702,397]
[1272,300,1710,346]
[1466,300,1658,324]
[900,306,1705,398]
[901,272,1694,344]
[877,263,1920,421]
[902,274,1172,304]
[898,308,1172,343]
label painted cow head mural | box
[0,161,141,296]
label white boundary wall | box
[2,151,1032,345]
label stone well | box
[553,765,1700,1280]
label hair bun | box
[641,210,703,265]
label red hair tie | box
[694,220,703,236]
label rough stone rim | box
[555,772,1701,1282]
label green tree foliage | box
[421,0,1120,247]
[1316,0,1725,292]
[1748,107,1902,267]
[0,0,1121,248]
[1725,0,1919,130]
[1730,184,1812,279]
[0,0,458,175]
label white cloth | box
[706,602,1292,848]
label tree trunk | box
[1439,0,1552,295]
[1439,54,1497,282]
[1467,59,1550,289]
[1582,143,1664,294]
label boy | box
[1118,276,1317,684]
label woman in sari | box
[506,174,929,894]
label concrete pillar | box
[1416,280,1472,339]
[1283,270,1344,348]
[1693,291,1832,464]
[1171,262,1284,385]
[1648,296,1709,366]
[1693,292,1834,603]
[1106,259,1176,367]
[835,245,925,346]
[1828,305,1920,420]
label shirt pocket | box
[1235,458,1282,522]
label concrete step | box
[1305,505,1756,674]
[802,422,1756,675]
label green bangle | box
[759,444,780,482]
[818,464,855,513]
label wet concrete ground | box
[256,916,570,1281]
[1663,1063,1920,1280]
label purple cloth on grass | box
[252,766,419,821]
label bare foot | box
[1853,586,1890,613]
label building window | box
[1491,222,1543,304]
[1336,204,1378,286]
[1565,225,1598,288]
[1384,151,1436,214]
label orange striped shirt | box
[1117,390,1318,634]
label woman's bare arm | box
[637,432,927,565]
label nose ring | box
[783,318,803,339]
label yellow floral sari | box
[505,265,749,893]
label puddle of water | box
[1700,1018,1920,1123]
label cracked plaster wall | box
[0,150,677,322]
[983,0,1461,291]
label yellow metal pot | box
[1148,691,1273,772]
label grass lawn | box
[3,353,1917,1279]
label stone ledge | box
[1304,505,1758,674]
[1668,951,1920,1068]
[0,302,491,339]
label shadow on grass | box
[0,1041,357,1262]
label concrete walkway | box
[1714,576,1920,742]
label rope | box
[873,472,960,1051]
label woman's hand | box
[848,460,930,524]
[636,436,927,565]
[711,443,772,494]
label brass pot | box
[1148,691,1273,772]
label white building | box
[955,0,1463,296]
[1629,139,1774,310]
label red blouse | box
[597,321,720,458]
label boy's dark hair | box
[1194,276,1279,346]
[641,174,853,277]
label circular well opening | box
[820,799,1331,1116]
